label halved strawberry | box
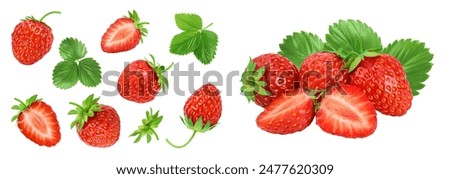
[11,95,61,147]
[101,10,148,53]
[316,84,377,138]
[256,89,314,134]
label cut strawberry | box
[101,10,148,53]
[316,84,377,138]
[256,89,314,134]
[12,95,61,147]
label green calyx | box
[165,115,216,148]
[130,108,163,144]
[68,94,102,132]
[145,54,174,93]
[24,11,61,23]
[240,58,271,102]
[11,95,41,122]
[127,10,149,43]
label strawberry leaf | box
[175,13,202,31]
[78,58,102,87]
[383,39,433,96]
[52,61,78,89]
[279,31,324,67]
[194,30,218,64]
[170,31,201,55]
[59,38,87,61]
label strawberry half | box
[166,83,222,148]
[12,11,60,65]
[316,84,377,138]
[11,95,61,147]
[256,89,314,134]
[101,10,149,53]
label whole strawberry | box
[11,95,61,147]
[350,54,413,116]
[12,11,60,65]
[69,94,120,148]
[299,52,349,91]
[241,53,298,107]
[101,10,149,53]
[117,54,173,103]
[166,83,222,148]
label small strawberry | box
[299,52,349,91]
[12,11,60,65]
[69,94,120,148]
[241,53,298,107]
[316,84,377,138]
[256,89,315,134]
[349,54,413,116]
[166,83,222,148]
[101,10,149,53]
[11,95,61,147]
[117,54,173,103]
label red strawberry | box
[256,89,314,134]
[12,11,60,65]
[316,84,377,138]
[101,10,149,53]
[349,54,413,116]
[117,54,173,103]
[166,83,222,148]
[299,52,349,91]
[69,94,120,148]
[11,95,61,147]
[241,53,298,107]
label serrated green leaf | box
[78,58,102,87]
[175,13,202,31]
[194,30,218,64]
[59,37,87,61]
[383,39,433,96]
[325,20,382,63]
[52,60,78,89]
[170,31,201,55]
[279,31,324,67]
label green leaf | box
[193,117,203,131]
[383,39,433,96]
[59,37,87,61]
[194,30,218,64]
[279,31,324,67]
[175,13,202,31]
[52,60,78,89]
[78,58,102,87]
[170,31,201,55]
[325,20,382,69]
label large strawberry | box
[101,10,149,53]
[166,83,222,148]
[316,84,377,138]
[350,54,413,116]
[241,53,298,107]
[299,52,349,91]
[69,94,120,148]
[11,95,61,147]
[256,89,315,134]
[117,54,173,103]
[12,11,60,65]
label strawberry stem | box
[165,131,197,148]
[203,23,213,30]
[39,11,61,22]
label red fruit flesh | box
[350,54,412,116]
[316,84,377,138]
[256,89,314,134]
[77,105,120,148]
[17,101,61,146]
[12,20,53,65]
[118,60,159,103]
[184,83,222,125]
[101,18,140,53]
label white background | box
[0,0,449,178]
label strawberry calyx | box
[23,11,61,24]
[130,108,163,144]
[145,54,174,93]
[11,94,41,122]
[126,10,149,43]
[68,94,102,132]
[165,115,216,148]
[240,58,271,102]
[340,50,380,72]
